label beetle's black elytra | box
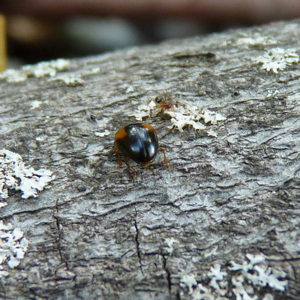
[114,123,171,178]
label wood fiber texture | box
[1,20,300,300]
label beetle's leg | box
[113,146,123,169]
[159,147,172,168]
[124,157,137,178]
[115,153,123,169]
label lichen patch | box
[180,254,287,300]
[129,95,226,132]
[0,221,28,278]
[253,48,299,73]
[50,74,85,86]
[0,149,55,202]
[236,32,277,46]
[0,59,70,83]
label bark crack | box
[53,199,69,270]
[162,253,172,293]
[134,211,144,275]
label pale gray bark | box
[1,19,300,300]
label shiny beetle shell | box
[113,123,171,178]
[115,123,158,164]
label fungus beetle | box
[114,123,171,178]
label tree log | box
[1,19,300,300]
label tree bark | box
[1,19,300,300]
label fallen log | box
[0,19,300,300]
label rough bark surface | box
[1,20,300,300]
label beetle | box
[114,123,171,178]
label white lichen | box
[181,274,198,294]
[50,74,85,86]
[0,221,28,278]
[253,48,299,73]
[49,67,101,86]
[236,33,277,46]
[22,59,70,78]
[167,110,207,132]
[86,67,101,75]
[201,110,227,125]
[0,69,27,83]
[165,238,178,254]
[230,254,287,292]
[95,130,111,137]
[0,149,55,201]
[208,264,228,296]
[180,254,287,300]
[0,58,70,83]
[126,86,135,93]
[30,100,42,110]
[129,95,226,132]
[128,101,154,121]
